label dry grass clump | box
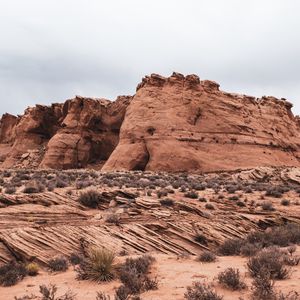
[4,186,16,194]
[281,199,290,206]
[76,248,116,282]
[184,190,199,199]
[78,190,102,208]
[48,256,68,272]
[26,263,39,276]
[198,251,216,263]
[0,261,27,286]
[106,214,121,226]
[217,267,246,290]
[205,203,215,210]
[194,234,208,246]
[184,282,223,300]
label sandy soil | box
[2,249,300,300]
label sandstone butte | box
[0,72,300,172]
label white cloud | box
[0,0,299,115]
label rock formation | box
[1,72,300,172]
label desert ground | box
[0,166,299,299]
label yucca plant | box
[76,247,116,282]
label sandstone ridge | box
[1,72,300,172]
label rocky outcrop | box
[1,72,300,171]
[103,72,300,172]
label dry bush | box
[198,251,216,263]
[23,180,45,194]
[39,284,76,300]
[96,292,111,300]
[106,214,121,226]
[0,261,27,286]
[205,203,215,210]
[48,257,68,272]
[184,282,223,300]
[194,234,208,245]
[247,248,290,280]
[184,191,199,199]
[119,255,156,294]
[217,268,246,290]
[69,253,83,266]
[5,186,16,194]
[251,268,276,300]
[240,242,261,257]
[78,190,102,208]
[218,238,243,256]
[261,201,275,211]
[159,198,174,206]
[76,248,116,282]
[281,199,290,206]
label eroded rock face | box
[40,95,131,169]
[103,72,300,172]
[1,72,300,171]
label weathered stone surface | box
[0,72,300,171]
[103,72,300,172]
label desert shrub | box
[96,292,111,300]
[156,189,168,198]
[56,177,69,188]
[198,251,216,262]
[5,186,16,194]
[106,214,120,225]
[114,285,131,300]
[205,203,215,210]
[119,255,155,294]
[281,199,290,206]
[218,238,243,256]
[76,248,116,282]
[78,190,102,208]
[199,197,207,202]
[184,191,198,199]
[265,188,283,198]
[39,284,76,300]
[23,181,45,194]
[159,198,174,206]
[0,261,27,286]
[48,256,68,272]
[228,195,239,201]
[76,179,92,189]
[283,253,300,266]
[194,234,208,245]
[240,242,261,257]
[217,268,246,290]
[69,252,83,266]
[247,248,290,280]
[236,200,246,207]
[251,268,276,300]
[26,263,39,276]
[261,201,275,211]
[246,224,300,247]
[184,282,223,300]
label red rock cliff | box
[1,72,300,171]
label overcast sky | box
[0,0,300,116]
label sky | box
[0,0,300,116]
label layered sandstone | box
[0,72,300,172]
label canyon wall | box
[1,73,300,172]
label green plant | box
[76,248,116,282]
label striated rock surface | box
[1,72,300,171]
[103,72,300,172]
